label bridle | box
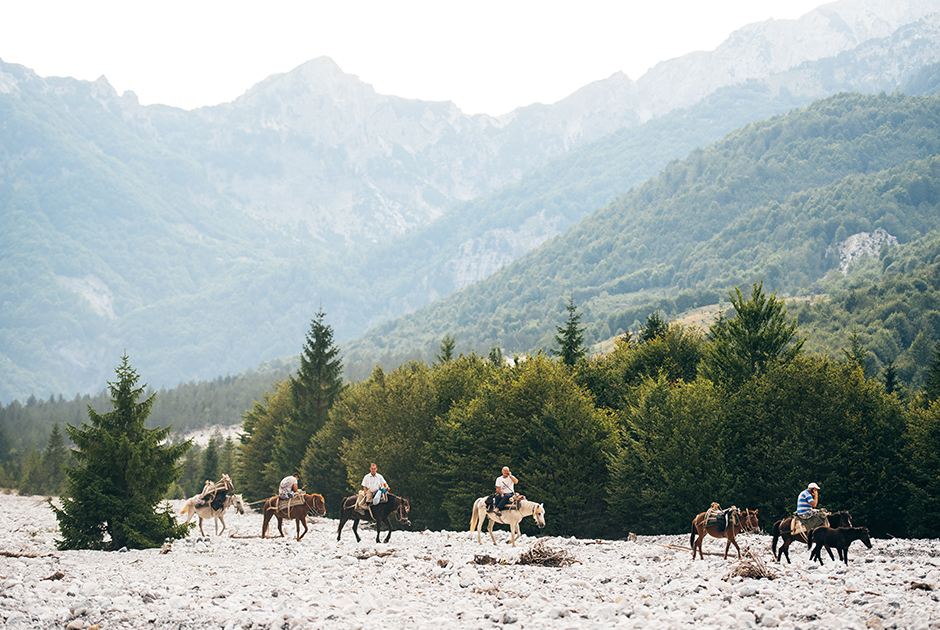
[395,496,411,526]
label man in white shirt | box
[361,463,389,506]
[494,467,518,513]
[278,472,300,499]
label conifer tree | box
[552,298,587,366]
[271,309,345,480]
[52,355,191,550]
[639,312,668,343]
[202,432,221,483]
[42,423,69,495]
[436,335,456,364]
[219,436,237,481]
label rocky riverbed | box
[1,493,938,629]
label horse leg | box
[262,509,271,538]
[780,537,792,564]
[217,514,225,536]
[383,514,393,544]
[337,509,348,542]
[198,517,206,538]
[352,517,361,543]
[488,517,497,545]
[297,515,308,542]
[475,509,485,544]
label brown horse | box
[261,493,326,541]
[771,510,852,563]
[690,507,759,560]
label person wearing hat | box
[796,482,820,515]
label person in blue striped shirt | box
[796,482,820,515]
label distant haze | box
[1,0,825,114]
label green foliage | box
[925,342,940,403]
[904,400,940,537]
[433,354,618,537]
[271,309,344,475]
[721,356,907,537]
[436,335,456,365]
[52,355,192,550]
[607,377,724,534]
[236,381,292,504]
[703,282,804,390]
[551,298,587,366]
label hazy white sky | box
[1,0,828,115]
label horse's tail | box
[469,501,479,532]
[180,501,192,516]
[689,516,697,549]
[806,527,815,549]
[771,520,780,556]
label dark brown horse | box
[261,493,326,541]
[690,508,759,560]
[337,493,410,543]
[809,526,872,565]
[771,510,852,563]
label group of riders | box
[196,462,517,519]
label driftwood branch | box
[516,540,578,567]
[658,543,726,557]
[0,550,55,558]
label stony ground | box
[1,493,939,629]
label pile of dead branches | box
[724,547,778,580]
[472,554,498,565]
[515,539,578,567]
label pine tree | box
[42,423,70,495]
[639,312,668,343]
[52,354,192,550]
[219,436,237,481]
[702,281,804,389]
[271,309,345,477]
[883,360,899,395]
[842,326,868,376]
[552,298,586,366]
[202,432,221,483]
[436,335,456,364]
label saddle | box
[485,493,518,512]
[199,474,235,510]
[792,510,828,536]
[703,503,738,533]
[274,493,306,513]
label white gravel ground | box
[1,493,939,629]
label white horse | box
[179,493,245,536]
[469,497,546,546]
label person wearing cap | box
[278,472,301,499]
[796,482,820,515]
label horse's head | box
[741,508,759,533]
[532,503,546,529]
[841,510,853,528]
[229,494,245,514]
[856,526,872,549]
[306,493,326,517]
[397,496,411,527]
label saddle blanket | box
[704,503,738,532]
[792,510,828,535]
[275,493,306,512]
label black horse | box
[337,493,411,543]
[809,526,872,565]
[771,510,852,563]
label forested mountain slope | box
[343,92,940,374]
[5,0,940,403]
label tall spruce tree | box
[271,309,344,478]
[702,281,804,389]
[552,298,587,366]
[42,423,70,495]
[52,355,191,550]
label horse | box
[261,493,326,542]
[809,526,872,565]
[690,507,759,560]
[771,510,852,563]
[469,496,546,546]
[179,493,245,537]
[337,493,411,543]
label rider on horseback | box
[279,472,301,500]
[494,467,518,514]
[797,482,821,516]
[357,463,389,512]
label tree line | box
[237,284,940,540]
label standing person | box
[361,463,389,506]
[279,472,301,500]
[494,467,518,513]
[797,482,820,515]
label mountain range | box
[3,0,940,403]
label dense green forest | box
[343,92,940,374]
[230,283,940,540]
